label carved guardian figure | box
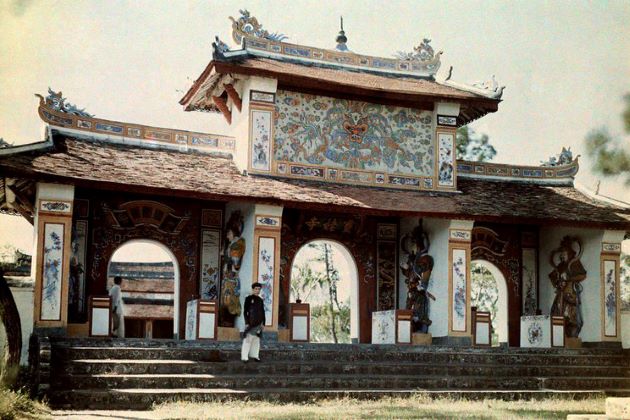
[549,236,587,338]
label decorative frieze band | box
[449,229,472,242]
[457,158,579,182]
[37,99,235,154]
[39,200,72,215]
[602,243,621,254]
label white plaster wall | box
[224,201,256,332]
[538,227,604,343]
[0,285,34,365]
[622,311,630,349]
[398,217,450,338]
[231,76,278,174]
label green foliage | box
[584,93,630,185]
[456,126,497,162]
[0,388,48,420]
[310,302,351,343]
[290,242,351,343]
[471,263,499,345]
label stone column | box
[446,220,474,345]
[600,230,624,345]
[32,182,74,335]
[224,202,283,339]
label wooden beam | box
[212,95,231,124]
[224,84,242,112]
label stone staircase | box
[46,338,630,410]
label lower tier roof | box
[0,135,628,229]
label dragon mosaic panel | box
[274,90,435,179]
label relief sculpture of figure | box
[549,236,587,338]
[400,220,435,333]
[221,211,246,326]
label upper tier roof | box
[180,10,503,125]
[1,135,627,229]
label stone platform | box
[44,338,630,410]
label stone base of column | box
[33,327,66,337]
[432,335,472,347]
[582,340,622,349]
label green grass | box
[0,388,49,420]
[151,395,606,419]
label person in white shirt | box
[109,276,125,338]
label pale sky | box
[1,0,629,254]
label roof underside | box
[182,57,499,125]
[0,136,628,229]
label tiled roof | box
[182,58,499,124]
[0,136,628,228]
[214,58,488,101]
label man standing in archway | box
[241,282,265,363]
[109,276,125,338]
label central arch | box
[107,239,180,338]
[471,259,508,345]
[289,239,360,343]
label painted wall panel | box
[274,90,434,178]
[603,259,617,337]
[41,223,65,320]
[257,236,276,326]
[451,248,467,332]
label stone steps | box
[50,388,610,410]
[52,346,630,367]
[61,359,630,378]
[45,338,630,410]
[53,372,630,391]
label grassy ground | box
[147,395,606,420]
[0,388,49,420]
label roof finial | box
[335,16,349,52]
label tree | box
[0,269,22,387]
[456,126,497,162]
[290,242,351,343]
[585,93,630,185]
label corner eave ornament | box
[229,9,287,45]
[35,88,93,118]
[472,75,505,99]
[396,38,443,73]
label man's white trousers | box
[241,333,260,361]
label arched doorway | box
[471,259,508,346]
[289,240,359,343]
[107,239,180,339]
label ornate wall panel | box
[68,220,88,322]
[451,248,468,332]
[603,259,617,337]
[256,236,276,326]
[40,223,65,321]
[250,108,273,172]
[376,223,397,311]
[271,90,438,190]
[200,229,221,300]
[437,132,455,188]
[521,248,538,315]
